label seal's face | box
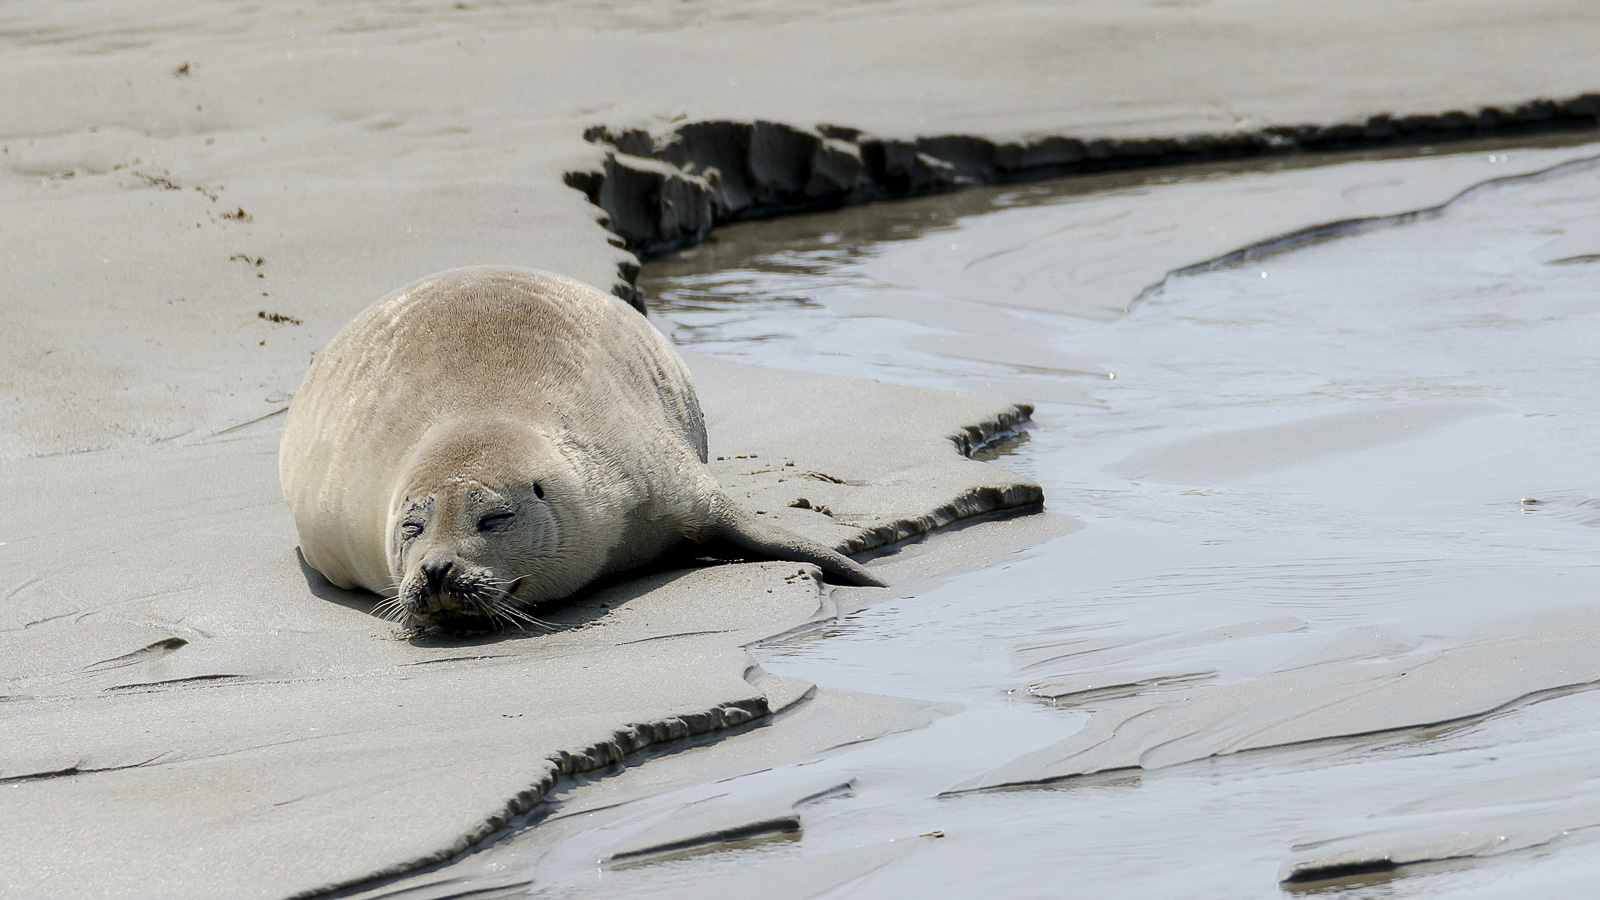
[390,474,557,629]
[385,421,575,630]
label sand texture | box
[951,607,1600,794]
[4,0,1600,896]
[0,360,1036,899]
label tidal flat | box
[4,2,1600,898]
[347,134,1600,899]
[501,137,1600,897]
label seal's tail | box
[706,498,887,588]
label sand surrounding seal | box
[2,0,1599,896]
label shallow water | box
[429,140,1600,898]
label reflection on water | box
[556,136,1600,899]
[647,131,1600,289]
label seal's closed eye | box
[477,511,514,532]
[400,520,424,539]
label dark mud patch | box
[567,97,1600,304]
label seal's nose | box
[421,559,453,593]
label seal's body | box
[280,266,879,627]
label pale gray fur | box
[280,266,881,627]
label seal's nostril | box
[421,559,452,592]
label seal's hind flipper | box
[707,499,887,588]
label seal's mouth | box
[391,571,549,634]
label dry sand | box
[3,1,1599,896]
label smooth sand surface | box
[4,1,1600,896]
[0,362,1037,899]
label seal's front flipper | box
[707,499,887,588]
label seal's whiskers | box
[495,601,557,633]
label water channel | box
[376,135,1600,899]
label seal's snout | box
[421,559,453,593]
[396,555,534,632]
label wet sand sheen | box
[524,140,1600,897]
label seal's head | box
[386,419,585,630]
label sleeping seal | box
[280,266,882,629]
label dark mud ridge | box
[310,699,767,898]
[839,402,1041,556]
[564,94,1600,304]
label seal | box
[280,265,883,629]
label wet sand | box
[4,1,1600,897]
[565,139,1600,897]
